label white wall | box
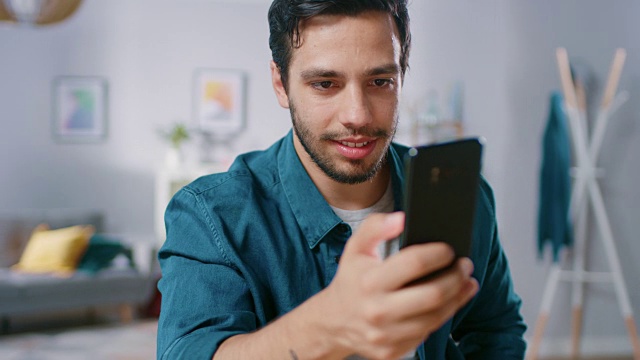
[501,0,640,355]
[1,0,639,356]
[0,0,288,235]
[406,1,640,355]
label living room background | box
[1,0,639,357]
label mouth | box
[339,140,370,148]
[333,139,377,160]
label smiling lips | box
[334,139,377,160]
[340,140,370,148]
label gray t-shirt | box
[330,182,399,260]
[331,182,418,360]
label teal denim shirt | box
[157,131,526,359]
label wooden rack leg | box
[570,306,583,359]
[527,313,549,360]
[528,265,562,360]
[570,190,589,359]
[624,316,640,360]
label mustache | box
[320,127,390,141]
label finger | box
[343,212,404,258]
[372,278,478,349]
[408,271,479,327]
[377,283,475,344]
[411,276,479,328]
[364,242,455,292]
[362,258,475,323]
[390,258,476,320]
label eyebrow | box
[300,68,341,80]
[366,64,401,77]
[299,64,400,81]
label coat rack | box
[527,48,640,360]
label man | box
[157,1,526,359]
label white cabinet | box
[154,164,226,247]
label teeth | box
[341,141,369,148]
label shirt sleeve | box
[156,187,257,360]
[450,180,527,359]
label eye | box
[311,81,334,90]
[373,78,393,87]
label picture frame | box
[193,69,246,135]
[52,76,108,142]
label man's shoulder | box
[184,139,284,197]
[476,175,496,217]
[185,169,253,195]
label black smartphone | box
[400,138,484,275]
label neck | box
[293,136,391,211]
[322,166,390,210]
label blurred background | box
[0,0,639,358]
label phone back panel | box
[400,138,483,258]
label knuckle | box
[404,252,422,270]
[371,347,397,360]
[436,244,456,264]
[407,243,456,276]
[427,285,446,305]
[362,302,387,326]
[420,294,440,311]
[364,328,387,346]
[430,242,455,262]
[408,251,431,274]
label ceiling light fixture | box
[0,0,82,26]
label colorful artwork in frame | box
[193,69,246,135]
[52,76,107,142]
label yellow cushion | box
[12,224,95,276]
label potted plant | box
[159,123,191,169]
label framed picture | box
[52,76,108,142]
[193,69,246,135]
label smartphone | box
[400,137,484,271]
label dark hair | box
[268,0,411,90]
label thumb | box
[343,212,405,258]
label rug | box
[0,319,157,360]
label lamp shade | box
[0,0,82,26]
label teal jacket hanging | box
[538,91,573,261]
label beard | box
[289,101,397,185]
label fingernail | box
[461,258,474,275]
[470,278,479,295]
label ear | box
[270,60,290,109]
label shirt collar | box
[277,130,407,249]
[388,143,407,212]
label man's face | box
[272,11,402,184]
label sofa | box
[0,209,157,333]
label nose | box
[338,85,373,129]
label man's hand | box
[318,212,479,360]
[214,212,478,360]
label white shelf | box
[154,163,227,247]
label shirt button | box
[338,223,350,233]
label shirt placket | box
[323,223,351,285]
